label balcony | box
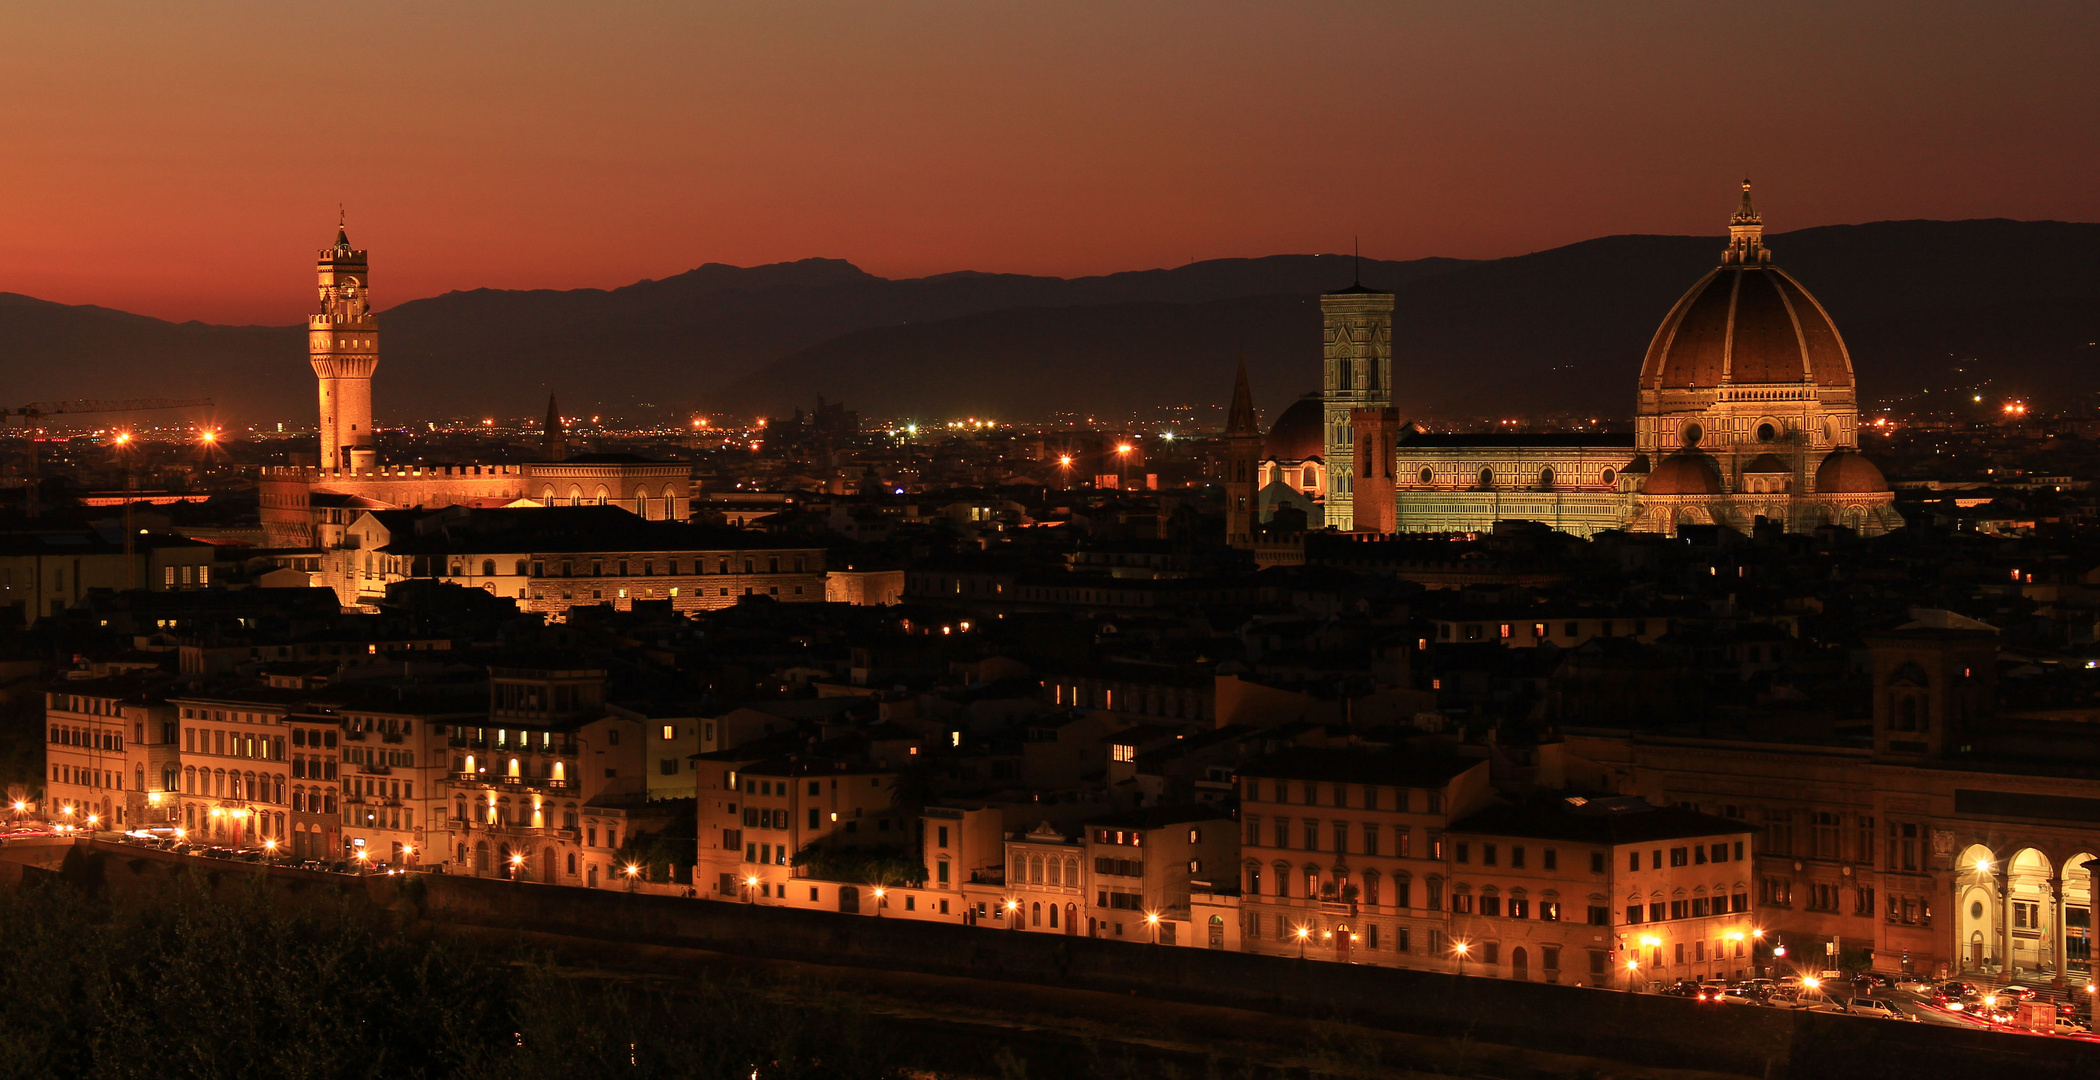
[343,730,367,742]
[448,737,489,750]
[380,732,405,745]
[359,763,392,776]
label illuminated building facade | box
[1348,184,1901,538]
[260,224,693,551]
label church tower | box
[310,218,377,470]
[542,394,568,462]
[1320,276,1394,530]
[1224,360,1262,548]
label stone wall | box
[26,840,2100,1080]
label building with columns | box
[260,223,693,551]
[1567,623,2100,985]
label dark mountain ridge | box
[2,219,2094,428]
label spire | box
[1721,178,1769,266]
[1731,178,1759,226]
[543,394,567,462]
[1227,358,1259,435]
[335,204,351,250]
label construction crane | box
[4,397,215,519]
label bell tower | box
[1321,277,1393,531]
[310,217,377,470]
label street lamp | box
[1004,899,1020,929]
[1144,911,1161,945]
[263,839,277,861]
[743,874,758,903]
[1626,957,1642,993]
[1452,940,1471,977]
[354,848,370,875]
[1294,924,1311,959]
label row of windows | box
[1248,817,1431,858]
[1623,894,1749,923]
[532,556,805,578]
[1242,780,1445,814]
[185,728,286,762]
[49,726,121,752]
[1628,842,1745,870]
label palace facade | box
[259,225,690,550]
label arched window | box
[1478,468,1494,490]
[1419,467,1434,485]
[1538,467,1554,490]
[1757,422,1776,442]
[1602,468,1616,486]
[482,559,496,577]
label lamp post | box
[743,874,758,903]
[626,863,642,892]
[354,848,370,875]
[1294,925,1310,959]
[1626,957,1642,993]
[1145,911,1161,945]
[1452,940,1470,977]
[1005,899,1020,929]
[1115,443,1133,488]
[871,886,885,917]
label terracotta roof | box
[1814,451,1890,494]
[1263,395,1325,462]
[1643,453,1723,496]
[1639,266,1853,392]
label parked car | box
[1842,998,1901,1019]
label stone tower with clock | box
[310,220,377,470]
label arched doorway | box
[1065,903,1077,934]
[473,841,489,872]
[1333,924,1352,963]
[839,886,860,914]
[542,846,556,883]
[497,843,515,878]
[2010,848,2056,977]
[1956,843,1998,973]
[1209,914,1225,949]
[1512,946,1530,981]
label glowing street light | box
[743,874,758,903]
[1452,940,1471,977]
[1144,911,1161,945]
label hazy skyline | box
[3,0,2095,325]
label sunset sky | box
[2,1,2095,325]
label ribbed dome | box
[1639,266,1854,392]
[1815,451,1889,494]
[1645,453,1723,495]
[1263,394,1324,461]
[1742,453,1790,473]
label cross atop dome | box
[1722,178,1769,266]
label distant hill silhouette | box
[725,219,2100,423]
[2,220,2095,429]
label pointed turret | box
[1227,358,1259,435]
[543,394,567,461]
[1722,178,1769,266]
[1224,360,1263,549]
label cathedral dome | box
[1645,453,1723,495]
[1814,451,1889,494]
[1638,183,1854,393]
[1264,394,1325,462]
